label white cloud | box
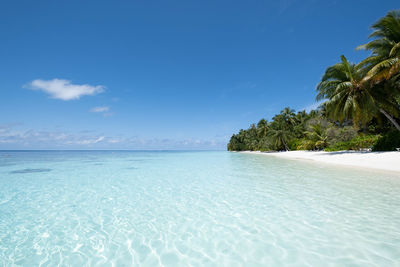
[108,139,121,144]
[90,106,110,113]
[67,136,105,145]
[0,125,106,147]
[303,100,324,112]
[27,79,105,100]
[0,124,227,150]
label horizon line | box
[0,149,225,152]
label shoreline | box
[240,150,400,173]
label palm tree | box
[358,10,400,84]
[268,120,293,151]
[235,129,248,150]
[356,10,400,131]
[245,124,258,150]
[256,119,269,138]
[227,134,240,151]
[295,110,308,122]
[317,55,376,128]
[278,107,297,126]
[301,122,328,150]
[293,110,309,137]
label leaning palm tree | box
[355,10,400,131]
[317,55,400,131]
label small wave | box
[10,168,52,174]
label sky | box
[0,0,398,150]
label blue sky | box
[0,0,398,150]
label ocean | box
[1,151,399,266]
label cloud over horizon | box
[90,106,110,113]
[0,124,227,150]
[27,79,105,100]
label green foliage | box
[227,108,320,151]
[317,10,400,132]
[358,10,400,84]
[268,119,293,151]
[372,131,400,151]
[297,122,328,150]
[325,125,358,145]
[228,10,400,152]
[288,138,302,151]
[325,135,380,151]
[316,55,376,127]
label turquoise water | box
[1,151,400,266]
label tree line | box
[228,10,400,152]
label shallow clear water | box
[1,151,400,266]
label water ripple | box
[10,168,52,174]
[0,151,399,266]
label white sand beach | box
[242,150,400,173]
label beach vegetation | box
[228,10,400,152]
[372,130,400,151]
[325,135,381,152]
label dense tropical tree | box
[316,55,376,127]
[293,110,310,137]
[300,122,328,150]
[268,120,293,151]
[256,119,269,138]
[274,107,296,127]
[246,124,258,150]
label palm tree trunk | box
[282,139,290,151]
[379,108,400,132]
